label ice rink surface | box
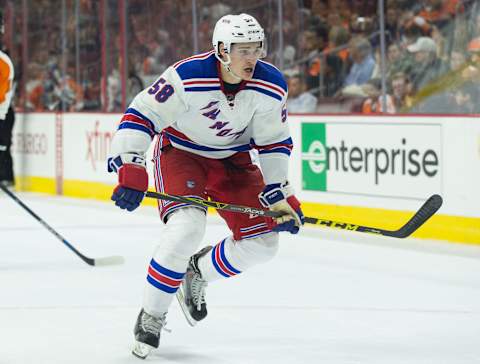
[1,191,480,364]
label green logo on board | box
[302,123,327,191]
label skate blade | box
[132,341,154,359]
[175,288,197,327]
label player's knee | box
[241,232,279,265]
[157,207,207,259]
[167,207,206,235]
[256,232,280,262]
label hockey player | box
[108,13,304,359]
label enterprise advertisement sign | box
[301,122,442,199]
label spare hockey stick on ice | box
[0,184,124,266]
[145,191,442,239]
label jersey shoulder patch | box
[173,51,218,81]
[245,60,287,102]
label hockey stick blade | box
[386,194,443,238]
[145,191,442,239]
[92,255,125,266]
[0,184,125,266]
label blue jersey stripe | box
[242,230,272,239]
[118,122,154,137]
[253,137,293,148]
[146,275,178,294]
[258,148,291,156]
[278,137,293,145]
[149,259,185,280]
[244,86,283,101]
[185,86,221,92]
[219,239,241,274]
[125,107,155,129]
[211,246,230,278]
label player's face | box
[229,42,263,80]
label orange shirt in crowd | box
[418,0,463,22]
[308,46,348,78]
[27,83,45,111]
[362,95,396,114]
[0,50,14,119]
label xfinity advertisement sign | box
[302,122,442,199]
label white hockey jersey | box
[110,51,293,184]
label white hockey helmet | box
[212,13,266,58]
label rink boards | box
[10,112,480,244]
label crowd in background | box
[285,0,480,114]
[4,0,480,114]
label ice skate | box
[132,309,168,359]
[176,246,212,326]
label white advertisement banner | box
[62,113,158,187]
[12,113,56,178]
[62,113,119,183]
[301,122,442,199]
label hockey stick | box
[0,184,124,266]
[145,191,442,239]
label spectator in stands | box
[311,0,329,21]
[300,24,329,60]
[299,27,317,58]
[343,36,376,86]
[350,0,376,16]
[25,63,46,111]
[327,12,344,29]
[58,67,84,111]
[349,15,376,37]
[461,37,480,80]
[385,7,400,44]
[402,15,433,41]
[301,24,330,90]
[406,36,447,92]
[108,61,144,112]
[327,25,350,62]
[443,40,480,113]
[323,54,346,97]
[285,69,317,113]
[34,55,83,111]
[308,26,349,96]
[324,0,351,29]
[337,0,353,28]
[361,78,396,113]
[305,58,346,98]
[390,72,413,111]
[385,42,414,80]
[450,49,467,72]
[417,0,463,33]
[431,23,447,57]
[468,12,480,41]
[140,29,171,86]
[41,55,63,110]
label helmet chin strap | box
[216,53,243,82]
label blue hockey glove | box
[108,153,148,211]
[259,182,304,234]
